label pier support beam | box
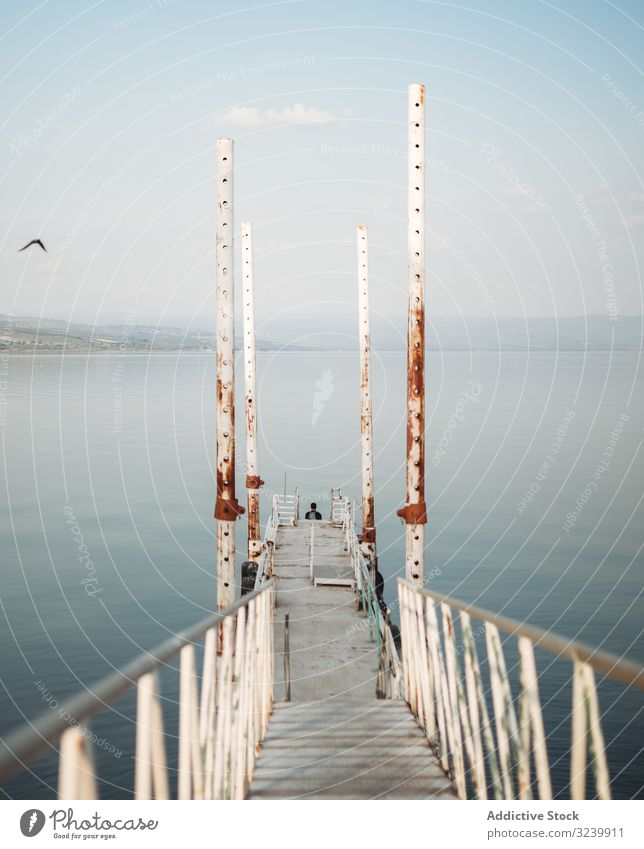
[397,84,427,587]
[242,221,264,560]
[215,138,243,610]
[357,225,377,577]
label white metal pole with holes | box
[241,221,264,560]
[397,84,426,586]
[215,138,243,610]
[357,225,377,578]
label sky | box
[0,0,643,332]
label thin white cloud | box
[592,191,644,226]
[214,103,338,128]
[625,213,644,229]
[590,194,613,207]
[505,185,531,197]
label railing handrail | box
[398,579,644,691]
[272,489,300,529]
[254,511,278,588]
[341,499,402,696]
[0,585,271,784]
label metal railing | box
[0,586,274,800]
[253,510,278,589]
[330,488,349,526]
[340,499,402,699]
[272,488,299,527]
[398,579,644,800]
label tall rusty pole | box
[396,84,426,586]
[241,221,264,559]
[214,137,243,610]
[357,225,376,577]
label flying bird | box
[18,239,47,253]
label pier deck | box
[248,521,456,800]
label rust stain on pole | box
[357,225,377,574]
[242,221,264,560]
[396,84,427,586]
[214,138,243,610]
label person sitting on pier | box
[305,502,322,520]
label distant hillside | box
[0,314,641,353]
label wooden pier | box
[248,519,456,800]
[0,84,642,803]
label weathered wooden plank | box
[250,775,456,800]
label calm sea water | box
[0,351,642,799]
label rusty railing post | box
[241,221,264,560]
[283,613,291,702]
[396,84,426,586]
[357,225,377,579]
[214,137,244,610]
